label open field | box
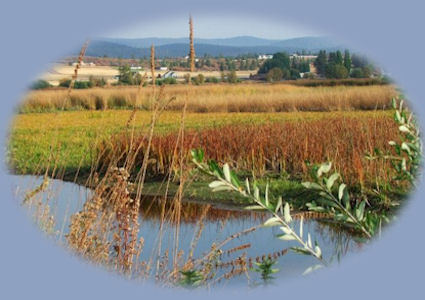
[19,83,397,113]
[42,64,120,84]
[41,64,255,86]
[9,110,396,187]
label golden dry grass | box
[19,83,398,113]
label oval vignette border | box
[0,1,424,299]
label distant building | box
[290,54,317,60]
[184,56,199,62]
[258,54,273,60]
[71,61,96,67]
[130,66,142,71]
[72,61,86,66]
[163,71,178,79]
[158,66,168,71]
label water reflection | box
[11,175,363,285]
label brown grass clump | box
[99,114,399,186]
[19,84,397,113]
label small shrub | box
[184,73,191,84]
[89,76,107,87]
[197,74,205,84]
[205,76,219,83]
[266,67,283,82]
[74,81,93,89]
[162,77,177,85]
[227,70,238,83]
[191,76,200,85]
[30,80,51,90]
[59,79,71,88]
[350,68,366,78]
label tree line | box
[257,49,379,82]
[314,50,376,79]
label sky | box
[104,14,321,39]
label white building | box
[258,54,273,60]
[163,71,177,79]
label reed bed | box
[99,115,399,186]
[19,83,397,113]
[10,110,391,175]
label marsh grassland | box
[20,83,396,113]
[9,78,419,288]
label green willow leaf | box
[223,163,231,182]
[291,247,312,256]
[284,203,292,223]
[326,173,339,190]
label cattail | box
[189,15,195,72]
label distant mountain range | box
[80,36,343,58]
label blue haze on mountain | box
[81,36,343,58]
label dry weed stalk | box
[66,40,89,103]
[189,15,195,72]
[66,82,175,274]
[150,44,155,95]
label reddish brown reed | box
[99,115,399,186]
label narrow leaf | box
[280,226,292,235]
[212,186,232,192]
[223,164,231,182]
[245,178,251,194]
[265,183,270,207]
[291,247,312,256]
[275,197,282,213]
[314,245,322,258]
[307,233,312,249]
[263,217,281,227]
[208,181,224,188]
[399,125,410,133]
[244,205,264,211]
[277,234,296,241]
[326,173,339,190]
[317,162,332,177]
[254,186,260,201]
[230,171,241,188]
[338,183,346,201]
[284,203,292,223]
